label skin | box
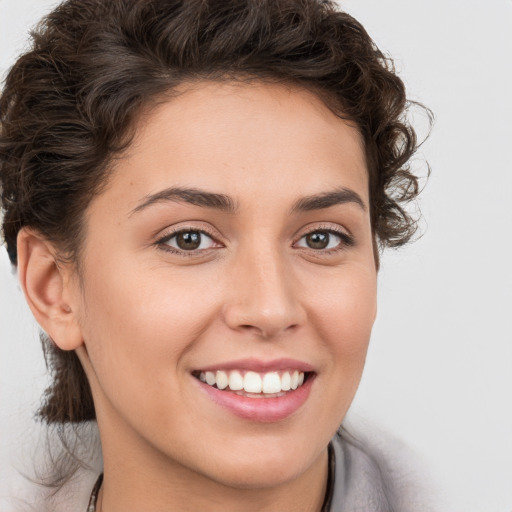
[18,81,377,512]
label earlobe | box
[17,228,83,351]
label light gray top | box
[328,432,394,511]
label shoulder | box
[328,427,434,512]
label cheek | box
[75,268,220,441]
[78,264,222,379]
[296,264,377,431]
[309,265,377,369]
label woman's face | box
[71,81,377,489]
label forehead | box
[96,81,369,216]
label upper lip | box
[194,358,315,373]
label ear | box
[17,228,83,351]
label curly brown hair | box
[0,0,428,424]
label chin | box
[196,437,325,490]
[210,460,310,490]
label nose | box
[222,247,306,339]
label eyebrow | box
[290,187,366,213]
[130,187,238,216]
[130,185,366,217]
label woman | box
[0,0,426,510]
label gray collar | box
[328,431,395,512]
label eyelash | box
[156,226,221,256]
[155,225,354,256]
[295,226,355,254]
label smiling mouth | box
[193,369,311,398]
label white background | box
[1,0,511,511]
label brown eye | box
[176,231,202,250]
[162,230,217,252]
[305,231,330,249]
[295,229,352,251]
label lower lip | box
[195,375,315,422]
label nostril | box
[222,295,306,338]
[238,322,298,339]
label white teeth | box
[198,369,307,394]
[281,371,291,391]
[228,370,244,391]
[216,370,228,390]
[290,370,299,390]
[262,372,281,394]
[244,371,262,393]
